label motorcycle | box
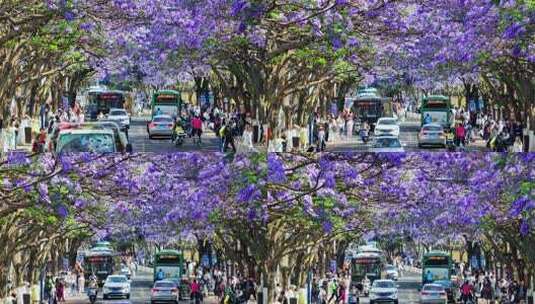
[87,287,98,304]
[173,125,187,146]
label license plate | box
[158,126,167,129]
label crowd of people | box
[170,104,257,153]
[456,268,529,304]
[447,107,525,152]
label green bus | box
[153,249,184,283]
[422,251,453,285]
[351,251,387,286]
[420,95,453,130]
[151,90,182,118]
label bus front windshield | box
[424,268,449,281]
[353,260,381,277]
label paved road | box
[67,268,218,304]
[129,117,220,153]
[128,116,486,153]
[327,120,487,152]
[357,270,421,304]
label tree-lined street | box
[0,153,533,304]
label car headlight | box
[103,287,110,293]
[369,292,377,299]
[392,291,398,299]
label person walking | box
[223,122,236,153]
[346,113,354,138]
[56,278,65,303]
[191,115,203,144]
[242,124,254,152]
[480,277,493,304]
[460,280,474,304]
[77,272,85,294]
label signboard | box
[355,258,379,264]
[428,256,448,261]
[157,255,180,262]
[99,94,121,100]
[157,95,177,99]
[87,256,110,262]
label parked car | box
[102,275,130,300]
[151,280,180,304]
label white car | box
[369,279,398,304]
[106,108,130,130]
[375,117,400,137]
[420,283,448,304]
[371,136,405,152]
[102,275,130,300]
[385,265,399,281]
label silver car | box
[106,108,130,130]
[420,284,447,304]
[151,280,179,304]
[418,123,446,148]
[148,115,175,139]
[102,275,131,300]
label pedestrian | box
[77,273,85,294]
[317,125,326,152]
[57,278,65,303]
[223,122,236,152]
[190,279,201,303]
[318,284,327,304]
[346,113,354,138]
[424,113,432,125]
[328,279,338,303]
[460,280,474,304]
[455,123,466,147]
[512,137,523,152]
[242,124,254,152]
[480,277,493,304]
[191,115,203,144]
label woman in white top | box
[242,124,254,151]
[512,137,523,152]
[346,113,354,138]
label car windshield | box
[154,282,176,288]
[424,285,445,291]
[154,117,172,123]
[373,281,394,288]
[379,119,397,125]
[386,266,396,271]
[110,110,127,116]
[107,277,127,283]
[423,125,443,131]
[57,133,115,153]
[374,138,401,148]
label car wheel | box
[126,294,130,299]
[103,295,107,300]
[369,300,374,304]
[149,134,153,139]
[393,300,398,304]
